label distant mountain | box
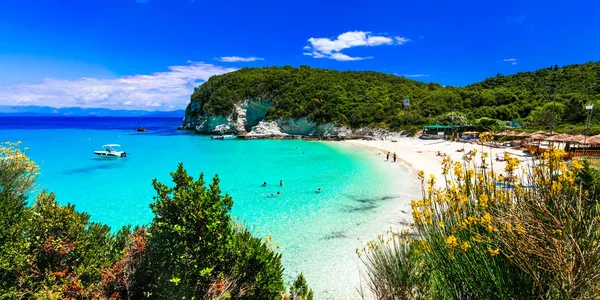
[0,106,185,118]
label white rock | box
[248,121,287,136]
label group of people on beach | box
[386,151,397,162]
[262,180,321,197]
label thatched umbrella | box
[533,131,548,135]
[586,134,600,144]
[546,134,572,142]
[567,135,587,144]
[529,134,546,140]
[517,132,532,138]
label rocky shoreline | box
[181,98,415,141]
[179,125,412,141]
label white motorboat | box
[94,144,127,158]
[211,135,236,140]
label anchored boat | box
[211,135,236,140]
[94,144,127,158]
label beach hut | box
[565,135,600,158]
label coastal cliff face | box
[182,98,404,140]
[183,98,355,138]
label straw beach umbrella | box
[546,134,572,142]
[529,134,546,140]
[517,132,532,138]
[568,135,588,144]
[586,135,600,145]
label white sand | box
[345,138,533,186]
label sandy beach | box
[345,137,534,186]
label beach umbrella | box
[517,132,532,137]
[586,135,600,144]
[533,131,548,135]
[546,134,572,142]
[529,134,546,140]
[506,131,518,136]
[566,135,587,144]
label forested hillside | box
[188,62,600,130]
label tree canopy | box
[187,62,600,130]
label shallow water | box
[0,117,419,299]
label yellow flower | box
[479,194,489,208]
[471,234,483,243]
[445,235,458,248]
[481,213,493,232]
[572,159,583,171]
[488,247,500,257]
[460,241,471,252]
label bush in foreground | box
[0,142,309,299]
[360,146,600,299]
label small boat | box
[211,135,236,140]
[136,127,147,132]
[94,144,127,158]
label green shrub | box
[1,144,293,299]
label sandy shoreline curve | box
[344,137,533,186]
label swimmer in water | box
[280,180,284,187]
[316,188,322,193]
[268,191,281,197]
[261,182,267,187]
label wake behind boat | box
[94,144,127,158]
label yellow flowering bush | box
[0,141,39,198]
[361,147,600,299]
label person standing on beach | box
[386,152,390,161]
[393,152,397,162]
[280,180,284,187]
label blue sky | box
[0,0,599,110]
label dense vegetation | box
[188,62,600,130]
[359,142,600,299]
[0,142,312,299]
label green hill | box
[186,62,600,130]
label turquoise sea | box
[0,117,419,299]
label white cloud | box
[395,36,410,44]
[503,58,517,62]
[503,58,518,65]
[403,74,429,77]
[329,53,371,61]
[0,62,237,111]
[304,31,410,61]
[217,56,264,62]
